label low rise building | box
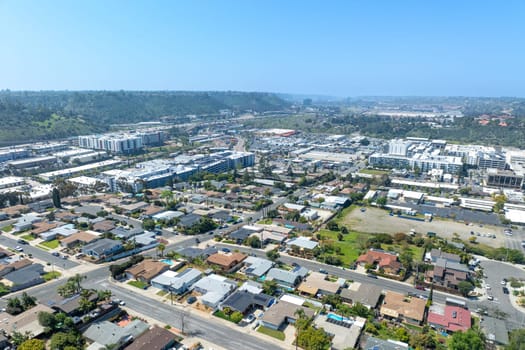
[380,291,427,325]
[260,300,316,330]
[125,260,171,284]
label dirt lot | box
[343,207,506,247]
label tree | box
[20,292,36,309]
[266,249,280,261]
[340,226,349,234]
[326,221,339,231]
[246,236,262,248]
[157,243,166,257]
[18,339,45,350]
[457,281,474,297]
[50,331,84,350]
[507,328,525,350]
[449,328,485,350]
[337,232,343,241]
[52,187,62,208]
[376,196,387,208]
[142,218,156,231]
[39,311,58,331]
[230,311,243,323]
[11,331,33,346]
[262,279,278,296]
[6,296,22,315]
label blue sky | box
[1,0,524,96]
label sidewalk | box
[111,277,293,349]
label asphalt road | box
[0,235,79,269]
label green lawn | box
[383,243,426,262]
[21,234,36,241]
[359,168,389,175]
[257,326,285,341]
[157,290,168,296]
[1,224,13,233]
[40,239,60,249]
[318,229,369,265]
[127,280,148,289]
[43,271,61,281]
[0,282,10,295]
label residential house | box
[286,236,318,258]
[425,249,461,264]
[357,249,403,275]
[124,325,177,350]
[111,226,144,240]
[60,231,99,248]
[0,247,13,259]
[364,337,409,350]
[84,320,149,349]
[40,224,78,241]
[425,258,471,291]
[31,221,60,236]
[177,246,218,261]
[178,213,202,229]
[260,301,316,330]
[206,252,247,273]
[221,290,275,314]
[92,219,116,232]
[28,199,53,213]
[242,256,274,278]
[191,274,237,309]
[2,263,45,291]
[380,291,427,325]
[141,205,165,218]
[82,238,123,259]
[265,266,308,289]
[125,260,170,284]
[150,268,202,294]
[0,304,55,337]
[13,213,41,232]
[51,293,99,316]
[0,258,32,277]
[427,305,472,333]
[152,210,184,221]
[297,272,343,297]
[74,205,104,217]
[229,227,257,244]
[340,283,383,309]
[119,201,149,215]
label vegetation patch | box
[20,234,36,241]
[43,271,62,281]
[257,326,286,341]
[127,280,148,289]
[40,239,60,249]
[1,224,13,233]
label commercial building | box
[79,130,166,154]
[485,169,524,189]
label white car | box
[119,300,126,306]
[501,280,507,285]
[485,284,491,290]
[15,246,23,252]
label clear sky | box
[1,0,524,97]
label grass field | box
[318,229,369,265]
[1,225,13,233]
[257,326,286,341]
[43,271,61,281]
[40,239,60,249]
[21,234,36,241]
[127,280,148,289]
[359,168,389,175]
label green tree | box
[457,281,474,297]
[246,235,262,248]
[6,296,22,314]
[20,292,37,309]
[376,196,387,208]
[230,311,243,323]
[506,328,525,350]
[157,243,166,257]
[18,339,45,350]
[340,226,349,234]
[142,218,156,231]
[449,328,485,350]
[50,331,84,350]
[11,331,33,346]
[262,279,278,296]
[266,249,280,261]
[38,311,58,331]
[52,187,62,208]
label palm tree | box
[70,274,86,293]
[157,243,166,257]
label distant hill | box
[0,90,290,144]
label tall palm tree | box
[157,243,166,257]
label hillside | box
[0,91,290,144]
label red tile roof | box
[427,306,471,332]
[357,250,402,270]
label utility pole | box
[170,283,173,305]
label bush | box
[230,311,243,324]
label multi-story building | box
[78,134,143,154]
[486,169,524,189]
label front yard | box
[257,326,286,341]
[43,271,62,281]
[127,280,148,289]
[39,239,60,249]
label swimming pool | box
[327,313,352,323]
[160,259,175,266]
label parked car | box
[15,246,23,252]
[245,314,256,323]
[503,287,510,294]
[61,255,68,260]
[195,238,200,244]
[17,239,28,245]
[187,296,197,304]
[319,269,328,274]
[52,252,60,257]
[487,295,494,301]
[367,273,378,279]
[415,285,426,291]
[221,248,231,253]
[119,300,126,306]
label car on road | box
[119,300,126,306]
[195,238,200,244]
[487,295,494,301]
[61,255,68,260]
[187,296,197,304]
[52,252,60,257]
[367,273,378,279]
[501,279,507,285]
[15,246,23,252]
[319,269,328,274]
[503,287,510,294]
[221,248,231,253]
[415,285,426,291]
[17,239,28,245]
[485,284,491,290]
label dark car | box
[221,247,231,253]
[319,268,328,274]
[195,238,200,244]
[52,252,60,257]
[187,296,197,304]
[17,239,28,245]
[503,287,510,294]
[367,273,378,279]
[415,285,426,291]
